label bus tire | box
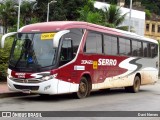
[125,76,141,93]
[76,77,90,99]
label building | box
[145,14,160,41]
[94,1,145,36]
[117,0,125,7]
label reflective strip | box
[74,66,85,70]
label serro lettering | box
[98,58,117,66]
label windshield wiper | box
[15,49,25,67]
[15,39,32,67]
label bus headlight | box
[41,73,58,81]
[42,76,53,81]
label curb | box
[0,92,34,98]
[0,82,34,98]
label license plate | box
[22,89,31,94]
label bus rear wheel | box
[77,77,90,99]
[125,76,141,93]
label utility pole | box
[128,0,133,32]
[17,0,21,31]
[47,0,57,22]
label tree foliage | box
[98,0,160,16]
[0,0,17,34]
[0,36,13,80]
[140,0,160,15]
[34,0,50,22]
[35,0,85,21]
[145,9,151,20]
[78,1,128,30]
[78,0,104,24]
[103,4,128,28]
[20,1,37,25]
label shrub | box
[0,36,13,81]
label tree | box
[7,0,39,32]
[20,0,38,25]
[35,0,85,22]
[57,0,85,20]
[34,0,50,22]
[0,36,14,80]
[49,0,67,21]
[34,0,67,22]
[141,0,160,15]
[77,0,104,24]
[0,0,17,34]
[145,9,151,20]
[102,4,134,31]
[77,1,129,31]
[103,4,127,28]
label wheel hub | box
[80,82,86,93]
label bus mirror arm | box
[1,32,17,48]
[53,30,70,48]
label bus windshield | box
[10,33,57,69]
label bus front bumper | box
[7,77,59,95]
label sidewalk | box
[0,82,10,94]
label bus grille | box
[12,78,43,83]
[14,85,39,91]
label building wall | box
[94,1,145,36]
[121,16,145,36]
[145,20,160,41]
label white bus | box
[1,21,159,98]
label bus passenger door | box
[58,39,74,94]
[59,39,73,66]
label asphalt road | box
[0,81,160,120]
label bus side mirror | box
[1,32,17,48]
[53,30,70,48]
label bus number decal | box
[81,59,117,67]
[81,60,93,65]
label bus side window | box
[143,42,148,57]
[84,31,102,54]
[132,40,138,56]
[151,44,158,58]
[104,35,118,56]
[148,43,152,58]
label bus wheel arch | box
[76,74,92,99]
[135,73,141,84]
[125,73,141,93]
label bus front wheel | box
[125,76,141,93]
[77,77,90,99]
